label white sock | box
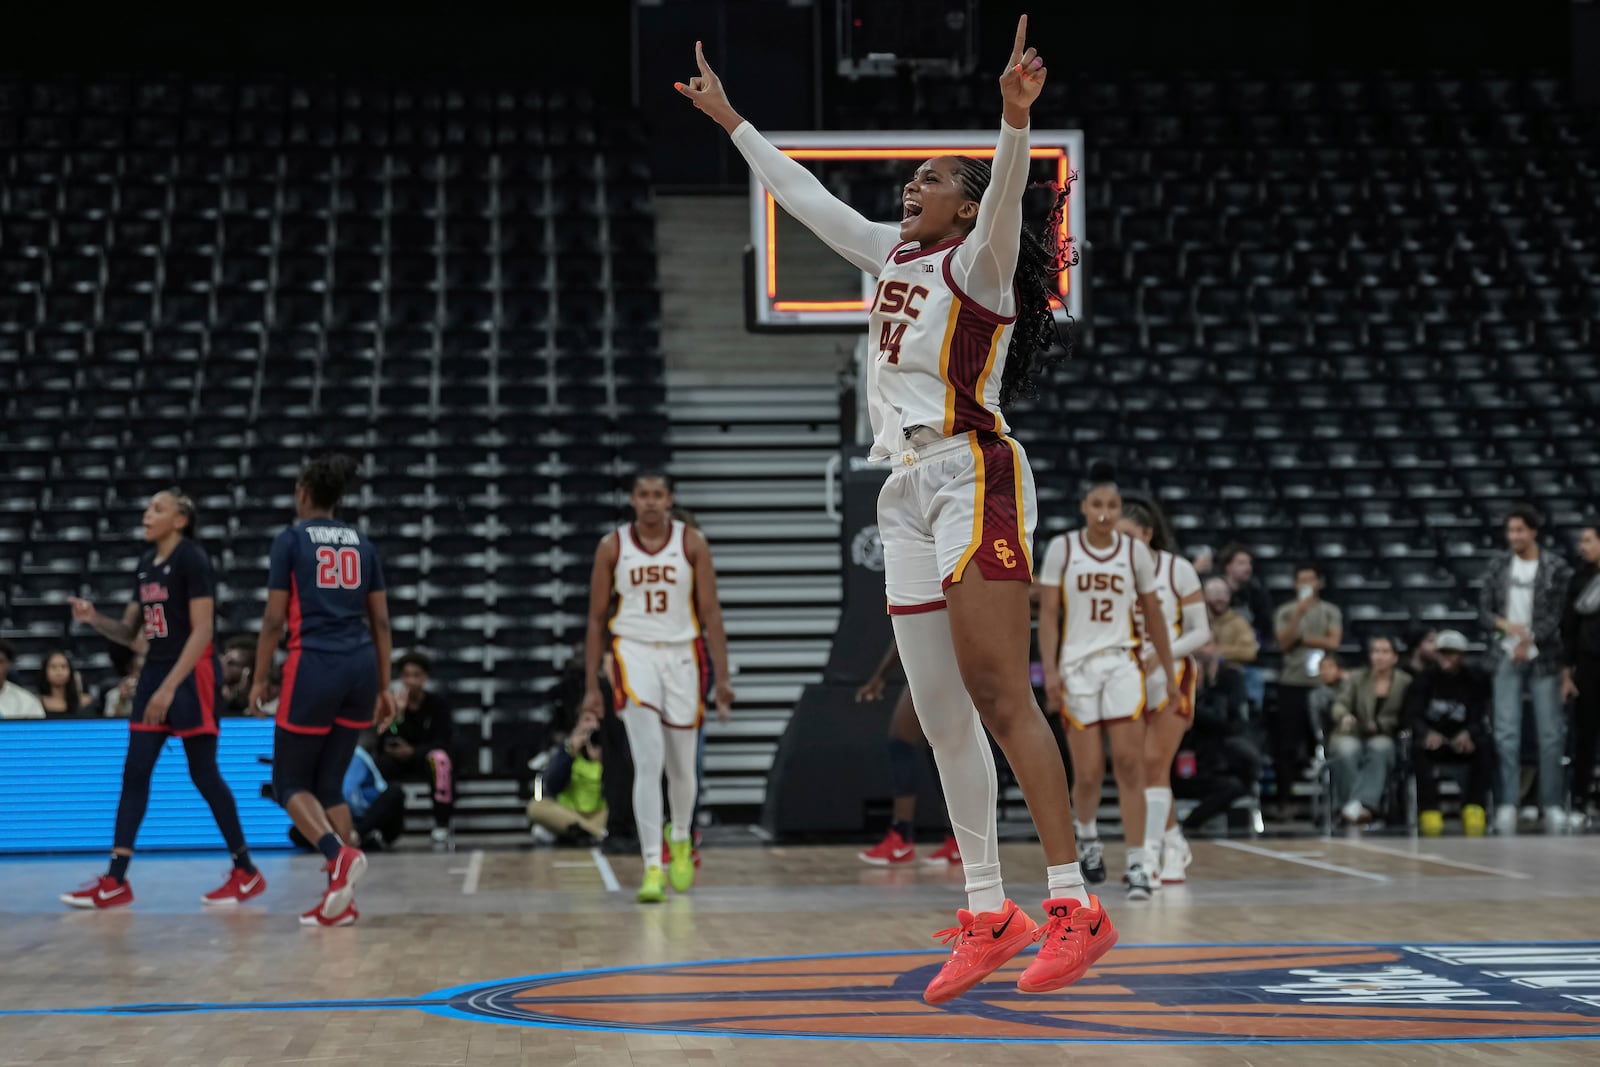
[1074,818,1098,842]
[964,862,1005,915]
[617,706,665,868]
[1127,846,1150,872]
[1046,861,1087,905]
[1144,787,1172,858]
[1164,825,1185,846]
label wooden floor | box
[3,832,1600,1065]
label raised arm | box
[70,597,143,648]
[949,17,1047,311]
[676,41,899,274]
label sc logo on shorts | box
[993,539,1018,569]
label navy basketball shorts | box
[276,648,380,735]
[131,656,221,737]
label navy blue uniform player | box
[251,455,395,927]
[62,490,263,910]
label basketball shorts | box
[130,655,220,737]
[277,648,380,735]
[1060,649,1146,729]
[1147,656,1198,717]
[879,430,1038,614]
[610,636,707,729]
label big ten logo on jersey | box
[870,279,930,364]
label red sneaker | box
[321,846,367,921]
[60,875,133,910]
[201,867,267,906]
[300,901,359,927]
[859,829,915,866]
[1017,894,1119,994]
[923,835,962,866]
[923,899,1038,1005]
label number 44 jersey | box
[611,521,699,644]
[268,518,386,653]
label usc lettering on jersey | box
[610,521,698,644]
[866,240,1017,461]
[1038,530,1160,666]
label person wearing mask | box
[1479,504,1573,835]
[1327,636,1411,826]
[37,650,94,717]
[1561,520,1600,822]
[1203,578,1259,669]
[1271,562,1343,819]
[0,639,46,719]
[1406,630,1493,836]
[380,651,456,850]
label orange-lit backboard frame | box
[748,129,1084,329]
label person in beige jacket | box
[1203,579,1259,668]
[1328,635,1412,824]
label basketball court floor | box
[2,834,1598,1064]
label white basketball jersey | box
[1039,530,1159,666]
[1150,549,1202,649]
[865,241,1016,461]
[610,521,698,643]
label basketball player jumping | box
[1118,491,1209,886]
[582,472,734,904]
[1037,463,1177,901]
[680,17,1116,1002]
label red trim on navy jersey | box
[175,655,220,738]
[941,250,1019,326]
[274,650,328,734]
[334,716,373,730]
[286,575,304,651]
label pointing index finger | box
[695,39,713,78]
[1009,14,1028,65]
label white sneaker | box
[1544,807,1570,835]
[1494,804,1518,836]
[1340,799,1365,824]
[1160,833,1193,884]
[1126,864,1153,902]
[431,827,455,852]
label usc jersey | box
[1038,530,1159,665]
[610,522,698,644]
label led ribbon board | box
[749,129,1084,328]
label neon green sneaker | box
[637,865,666,904]
[667,826,696,893]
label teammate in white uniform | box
[678,19,1116,1002]
[1036,463,1177,901]
[1118,493,1210,886]
[582,472,734,904]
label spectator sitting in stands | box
[0,640,45,719]
[1176,641,1262,835]
[1272,562,1343,820]
[102,653,144,718]
[380,651,456,850]
[1204,577,1259,669]
[37,649,94,718]
[289,737,406,853]
[1404,626,1439,677]
[220,635,256,715]
[528,709,609,846]
[1405,630,1493,836]
[1328,636,1411,826]
[1188,544,1214,581]
[1479,502,1573,835]
[1217,541,1275,709]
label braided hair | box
[158,487,198,537]
[950,156,1077,407]
[298,453,361,510]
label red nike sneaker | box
[300,901,359,927]
[321,846,367,920]
[923,835,962,866]
[859,828,915,866]
[923,899,1038,1005]
[60,875,133,910]
[201,867,267,906]
[1017,894,1119,994]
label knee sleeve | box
[887,737,916,797]
[427,749,454,803]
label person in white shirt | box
[0,639,46,719]
[1036,463,1177,901]
[677,20,1118,1003]
[1478,503,1573,834]
[1118,493,1209,887]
